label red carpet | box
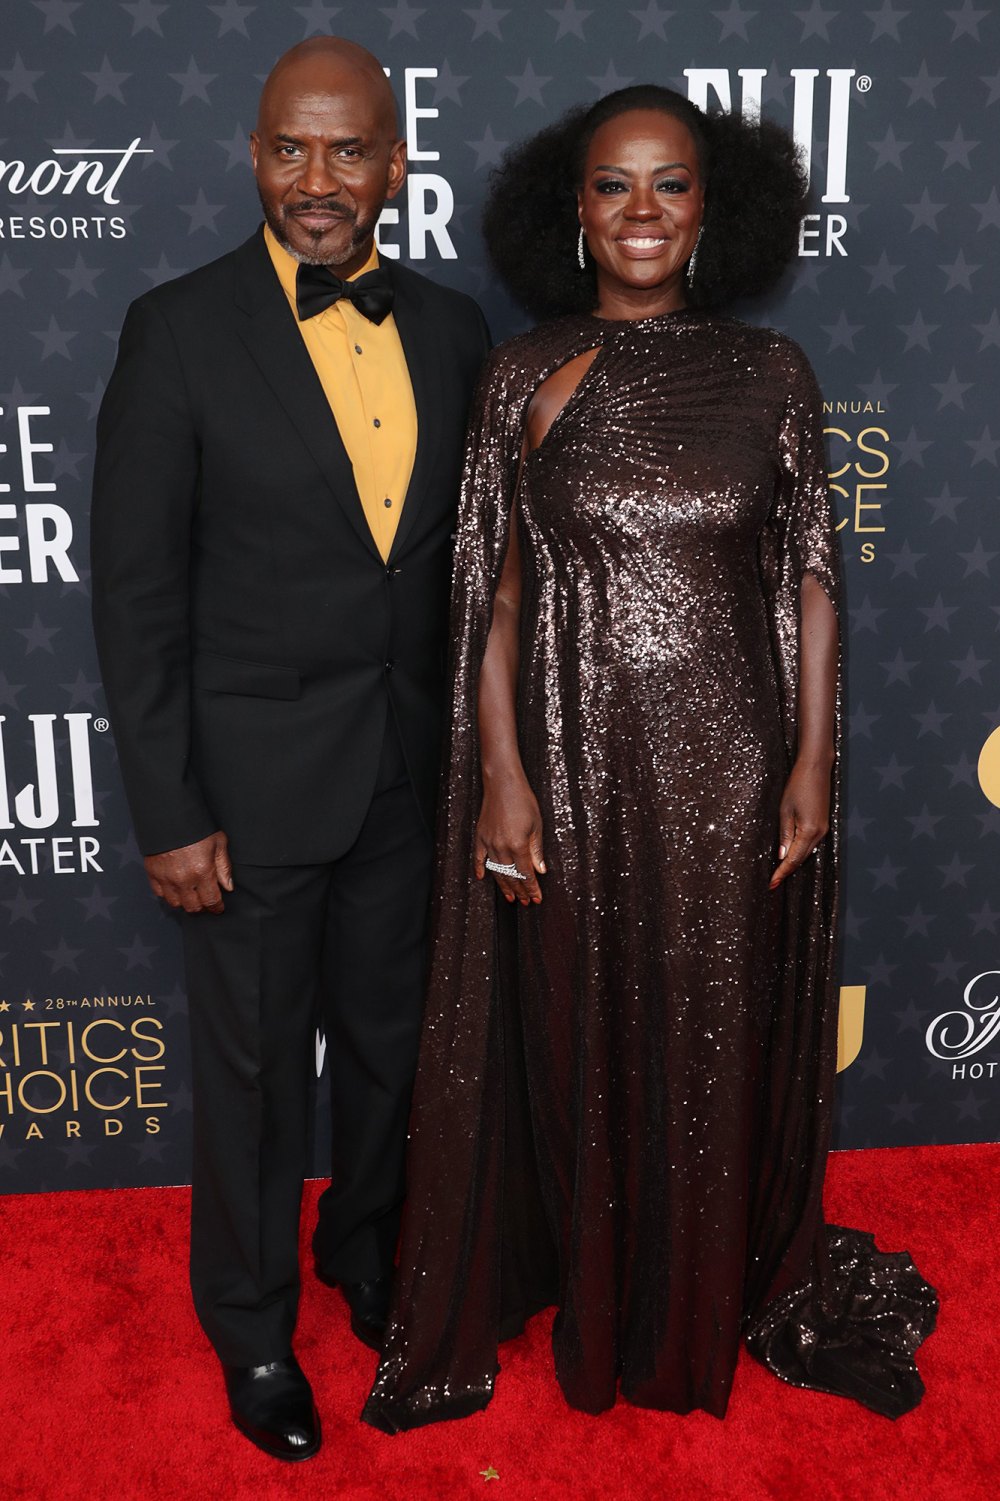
[1,1145,996,1501]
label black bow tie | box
[295,262,394,325]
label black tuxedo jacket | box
[91,228,490,864]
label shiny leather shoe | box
[222,1354,321,1462]
[339,1276,392,1352]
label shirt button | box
[373,417,381,428]
[384,497,392,508]
[355,344,363,354]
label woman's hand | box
[769,755,833,889]
[475,771,546,905]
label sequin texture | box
[362,313,937,1433]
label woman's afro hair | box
[481,85,809,320]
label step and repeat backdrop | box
[1,0,998,1192]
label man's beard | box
[257,189,379,267]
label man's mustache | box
[285,200,354,220]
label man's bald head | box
[250,36,405,272]
[257,37,399,139]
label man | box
[91,38,489,1462]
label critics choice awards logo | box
[825,418,890,566]
[0,1001,168,1146]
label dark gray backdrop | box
[1,0,998,1193]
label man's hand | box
[144,831,234,914]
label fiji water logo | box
[685,68,858,202]
[0,712,104,876]
[0,712,99,830]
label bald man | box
[91,39,489,1461]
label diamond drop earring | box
[577,226,586,270]
[686,226,704,288]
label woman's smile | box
[616,233,671,255]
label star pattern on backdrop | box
[216,124,251,171]
[946,2,990,42]
[863,251,904,292]
[972,188,1000,231]
[381,0,425,39]
[57,256,103,299]
[209,1,256,38]
[900,61,944,105]
[294,1,342,36]
[506,59,552,107]
[178,189,226,234]
[464,1,509,41]
[936,125,979,169]
[168,58,217,105]
[587,61,635,94]
[121,1,169,35]
[868,124,911,170]
[82,56,131,105]
[29,316,78,361]
[1,54,45,102]
[0,256,31,298]
[898,309,939,350]
[630,1,674,40]
[34,0,82,35]
[904,188,945,232]
[548,0,591,41]
[794,2,837,42]
[866,2,909,43]
[140,122,180,171]
[466,122,508,169]
[713,1,758,43]
[432,59,469,105]
[882,537,924,576]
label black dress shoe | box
[222,1354,321,1462]
[339,1276,392,1352]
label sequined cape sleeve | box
[362,321,605,1433]
[745,339,937,1414]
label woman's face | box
[577,109,705,316]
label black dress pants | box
[181,716,432,1365]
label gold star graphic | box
[22,999,36,1011]
[479,1467,500,1482]
[0,1000,10,1012]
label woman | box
[363,87,936,1431]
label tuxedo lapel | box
[387,265,444,563]
[230,231,382,562]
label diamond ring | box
[485,858,527,881]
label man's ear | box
[386,139,407,201]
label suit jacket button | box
[384,660,394,673]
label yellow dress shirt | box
[264,224,418,562]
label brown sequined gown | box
[363,312,937,1432]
